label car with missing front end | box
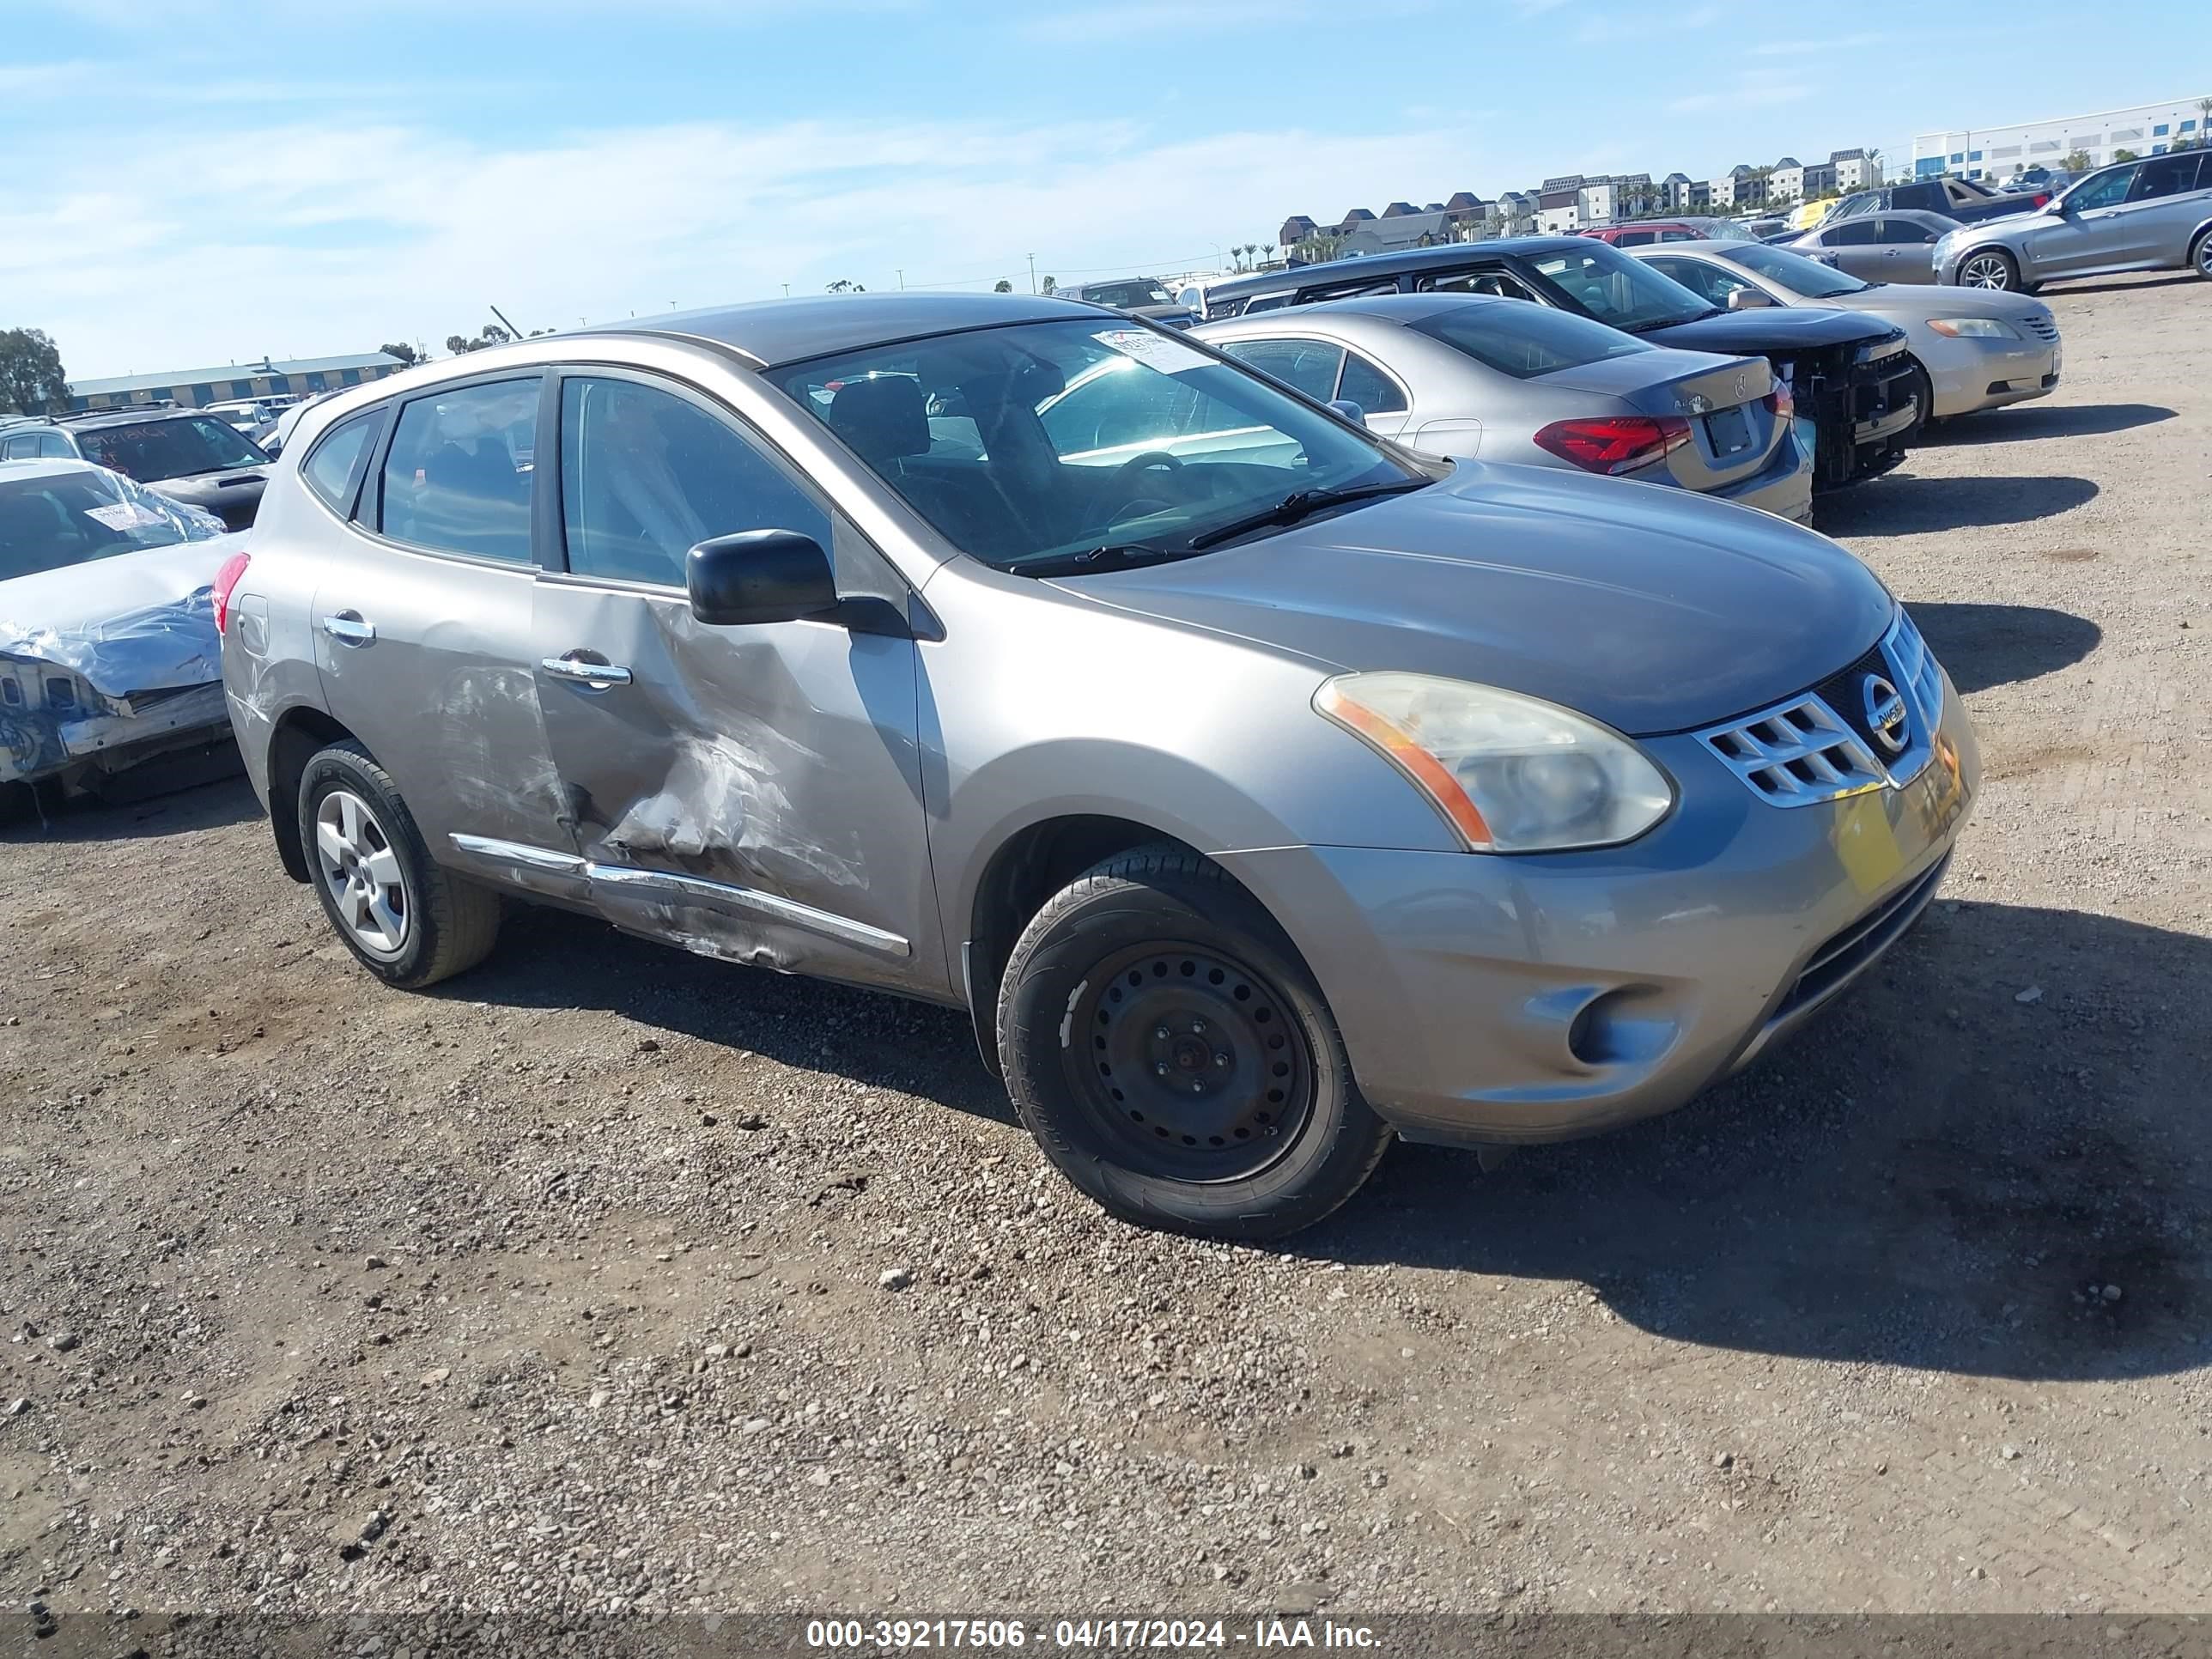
[1,459,244,815]
[221,293,1978,1240]
[1200,236,1921,492]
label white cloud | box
[15,112,1497,377]
[1747,30,1882,55]
[1666,75,1800,115]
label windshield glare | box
[1410,299,1652,379]
[74,415,267,483]
[0,465,223,580]
[777,319,1418,570]
[1725,244,1868,298]
[1526,244,1714,331]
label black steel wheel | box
[1068,941,1314,1183]
[997,845,1393,1239]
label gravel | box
[1,273,2207,1621]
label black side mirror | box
[686,529,838,627]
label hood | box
[1821,285,2051,325]
[0,532,240,696]
[1050,462,1893,736]
[1641,305,1894,356]
[147,468,268,528]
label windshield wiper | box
[1187,477,1429,551]
[1020,542,1194,578]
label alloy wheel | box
[313,788,410,957]
[2197,237,2212,279]
[1959,252,2014,290]
[1065,942,1316,1182]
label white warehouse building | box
[1914,94,2212,183]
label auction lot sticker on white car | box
[82,501,171,532]
[1094,329,1211,374]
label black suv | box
[8,408,273,529]
[1200,236,1918,489]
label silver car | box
[1627,240,2061,420]
[1782,210,1961,284]
[220,294,1978,1239]
[1936,151,2212,290]
[1193,295,1814,522]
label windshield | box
[0,465,225,580]
[1723,243,1868,298]
[73,415,268,483]
[775,318,1421,571]
[1522,243,1716,331]
[1079,280,1177,308]
[1410,299,1652,379]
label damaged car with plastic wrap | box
[1,459,243,813]
[222,294,1979,1240]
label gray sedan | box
[1628,240,2061,420]
[222,292,1978,1238]
[1781,209,1962,284]
[1194,295,1814,522]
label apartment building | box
[1912,95,2211,181]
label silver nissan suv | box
[219,294,1978,1239]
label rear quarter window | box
[301,410,383,514]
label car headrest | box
[825,376,929,466]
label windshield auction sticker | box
[82,501,170,532]
[1093,328,1212,375]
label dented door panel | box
[529,578,939,997]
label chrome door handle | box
[540,654,633,688]
[321,614,375,646]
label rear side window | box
[1612,230,1656,246]
[1823,218,1883,246]
[1,434,38,460]
[301,410,380,514]
[1217,338,1346,403]
[559,376,828,588]
[2127,155,2204,201]
[1336,353,1407,414]
[1418,268,1540,301]
[378,379,540,562]
[1408,301,1652,380]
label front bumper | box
[1,681,231,789]
[1919,330,2061,417]
[1219,662,1978,1146]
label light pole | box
[1027,252,1036,294]
[896,269,905,290]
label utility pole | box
[896,269,905,290]
[1027,252,1036,294]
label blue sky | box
[3,0,2204,379]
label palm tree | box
[1865,145,1884,185]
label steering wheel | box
[1113,450,1184,482]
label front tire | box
[1957,248,2023,291]
[2191,228,2212,283]
[297,740,502,988]
[996,846,1392,1240]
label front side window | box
[1643,257,1747,307]
[775,319,1419,573]
[1875,217,1940,246]
[301,410,380,513]
[1522,244,1715,332]
[1408,299,1652,380]
[2063,165,2138,212]
[1218,338,1346,403]
[0,465,226,580]
[379,378,540,562]
[72,416,267,483]
[560,377,828,586]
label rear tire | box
[297,740,501,989]
[996,845,1393,1240]
[1957,248,2023,292]
[2191,228,2212,283]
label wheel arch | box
[266,706,360,882]
[1954,242,2022,286]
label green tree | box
[378,341,420,366]
[443,323,512,355]
[1040,276,1057,295]
[0,326,69,415]
[2063,149,2094,173]
[2112,149,2139,163]
[1291,231,1346,265]
[992,278,1013,293]
[825,279,866,294]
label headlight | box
[1926,317,2021,339]
[1314,672,1674,853]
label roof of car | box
[585,291,1101,368]
[57,405,219,429]
[1202,237,1596,304]
[0,456,106,484]
[1198,292,1520,331]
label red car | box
[1582,219,1758,248]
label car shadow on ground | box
[2047,274,2198,298]
[1295,898,2212,1384]
[1926,402,2178,444]
[1817,473,2097,537]
[1905,601,2101,692]
[0,757,256,844]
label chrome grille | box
[1698,610,1946,808]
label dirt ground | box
[3,273,2208,1624]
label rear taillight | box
[1764,378,1796,421]
[1532,416,1692,475]
[2031,193,2050,208]
[211,550,251,635]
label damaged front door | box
[531,371,937,996]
